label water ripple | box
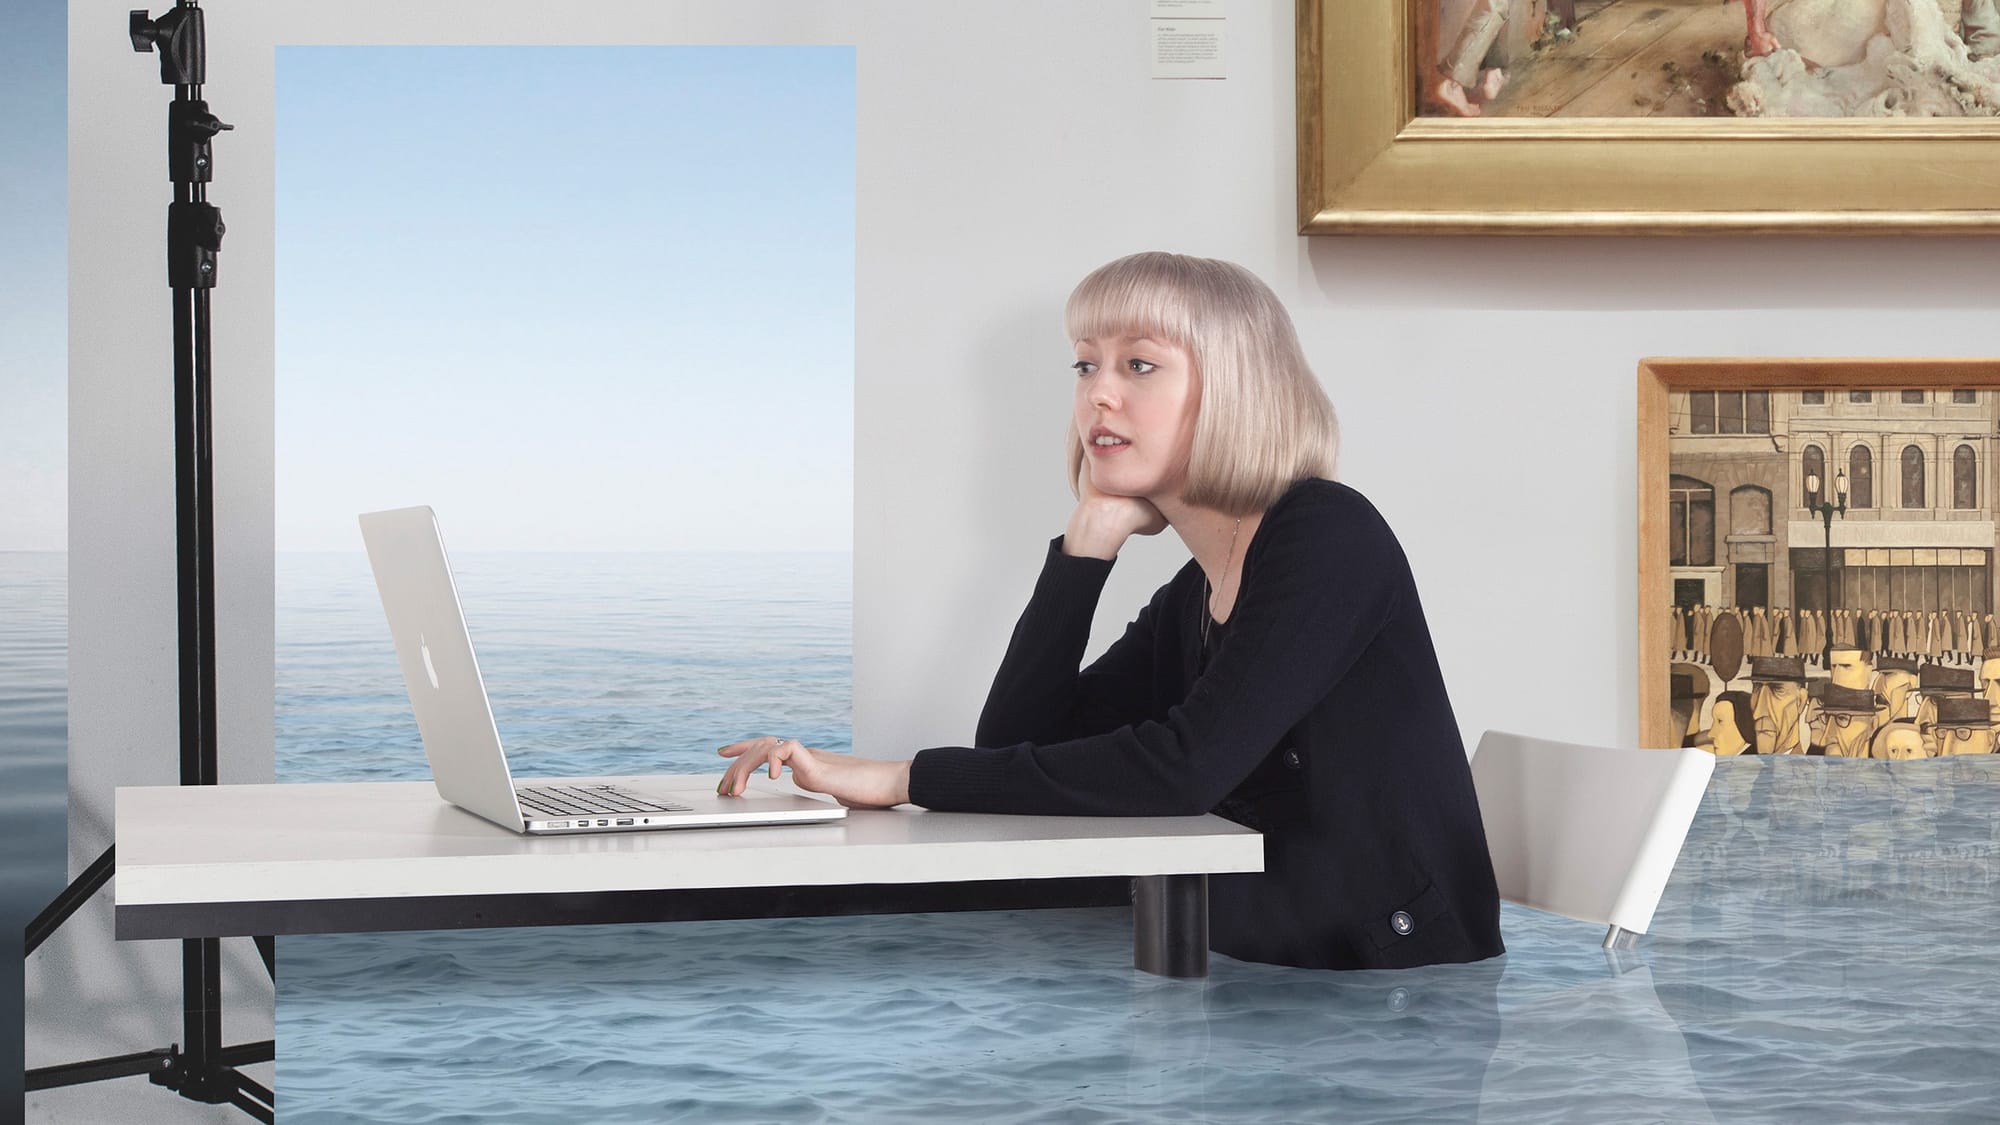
[12,557,2000,1119]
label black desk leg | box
[1132,874,1207,978]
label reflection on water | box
[275,767,2000,1120]
[258,555,2000,1121]
[278,910,1513,1125]
[1481,963,1715,1123]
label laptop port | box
[596,819,608,826]
[615,818,634,826]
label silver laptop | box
[358,505,846,834]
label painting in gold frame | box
[1639,358,2000,755]
[1298,1,2000,234]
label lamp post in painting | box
[1806,470,1848,669]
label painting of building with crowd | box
[1667,385,2000,757]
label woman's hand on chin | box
[715,737,911,809]
[1066,464,1168,559]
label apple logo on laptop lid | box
[420,632,440,690]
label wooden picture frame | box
[1639,357,2000,751]
[1297,1,2000,235]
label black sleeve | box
[911,492,1404,817]
[974,537,1167,748]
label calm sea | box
[275,551,853,785]
[1,553,68,1109]
[10,553,2000,1121]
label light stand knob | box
[130,6,206,86]
[169,101,232,183]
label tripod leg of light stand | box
[218,1040,275,1069]
[24,1048,176,1092]
[223,1080,275,1123]
[22,845,115,956]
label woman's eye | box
[1128,359,1156,374]
[1071,360,1096,376]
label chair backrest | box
[1469,731,1714,936]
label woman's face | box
[1072,333,1200,501]
[1710,700,1750,755]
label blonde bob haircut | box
[1064,251,1339,516]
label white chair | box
[1468,731,1715,950]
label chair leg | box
[1602,924,1640,950]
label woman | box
[717,252,1504,971]
[1699,689,1758,756]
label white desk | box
[115,775,1264,977]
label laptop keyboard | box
[517,784,692,818]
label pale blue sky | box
[277,45,854,551]
[0,0,64,552]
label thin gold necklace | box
[1201,516,1243,651]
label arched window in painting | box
[1670,475,1716,568]
[1956,445,1978,510]
[1731,485,1772,536]
[1850,445,1874,509]
[1903,445,1926,509]
[1803,445,1825,508]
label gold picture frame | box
[1639,357,2000,751]
[1297,2,2000,235]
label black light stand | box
[22,4,274,1119]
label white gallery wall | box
[45,0,2000,1119]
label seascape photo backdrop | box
[272,44,859,1118]
[4,0,67,1099]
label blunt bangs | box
[1063,256,1202,357]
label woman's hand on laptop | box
[716,736,911,809]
